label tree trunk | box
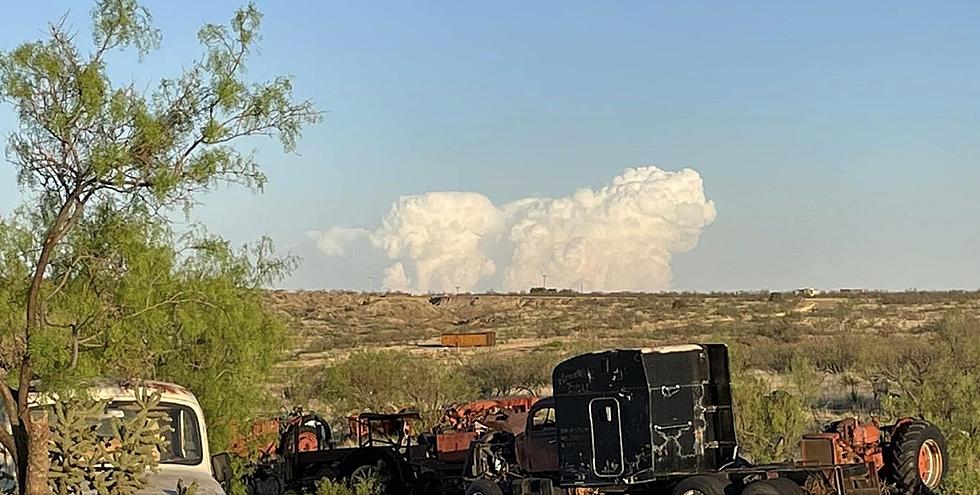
[22,414,49,495]
[17,193,82,495]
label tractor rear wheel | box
[740,480,788,495]
[768,478,803,495]
[347,457,398,494]
[672,475,731,495]
[465,479,504,495]
[887,420,948,495]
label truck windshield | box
[97,402,203,466]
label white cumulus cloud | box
[310,166,716,293]
[306,227,370,256]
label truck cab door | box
[517,403,559,473]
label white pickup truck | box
[0,380,232,494]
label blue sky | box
[2,1,979,291]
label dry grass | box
[266,289,980,364]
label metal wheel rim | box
[351,463,388,490]
[351,464,379,482]
[918,439,944,488]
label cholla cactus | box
[176,479,198,495]
[47,387,171,495]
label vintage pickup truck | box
[0,380,233,494]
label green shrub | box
[461,351,556,397]
[803,335,864,374]
[315,477,378,495]
[874,314,980,492]
[729,357,810,463]
[313,350,477,429]
[787,353,825,408]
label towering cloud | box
[312,166,716,293]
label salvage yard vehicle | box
[240,398,544,495]
[462,344,948,495]
[463,397,560,495]
[243,343,948,495]
[544,344,947,495]
[243,409,422,494]
[0,380,234,494]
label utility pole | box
[542,274,547,288]
[455,285,460,295]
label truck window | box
[100,402,204,466]
[531,407,555,430]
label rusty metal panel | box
[799,435,839,466]
[435,430,479,462]
[440,331,496,347]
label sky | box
[1,1,979,292]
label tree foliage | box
[0,0,318,492]
[313,351,478,429]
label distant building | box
[529,286,559,294]
[794,288,818,297]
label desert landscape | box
[271,289,975,365]
[263,289,980,489]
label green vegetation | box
[305,350,478,429]
[314,477,378,495]
[0,0,317,491]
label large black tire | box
[248,476,282,495]
[672,475,731,495]
[887,420,948,495]
[768,478,803,495]
[740,480,787,495]
[465,479,504,495]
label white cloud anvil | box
[309,166,716,293]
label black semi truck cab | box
[552,344,738,487]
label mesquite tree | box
[0,1,319,493]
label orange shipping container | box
[440,331,496,347]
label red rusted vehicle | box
[434,396,541,462]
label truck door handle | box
[654,421,693,431]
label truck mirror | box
[211,452,234,484]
